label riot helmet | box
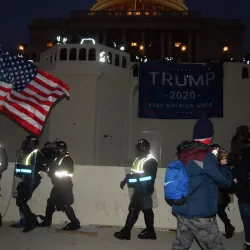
[236,125,250,142]
[55,141,67,156]
[136,139,150,157]
[21,135,39,154]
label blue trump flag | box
[138,62,223,119]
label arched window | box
[59,48,67,61]
[69,48,77,61]
[122,56,127,68]
[88,48,96,61]
[115,54,120,66]
[79,48,86,61]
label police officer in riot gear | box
[40,141,80,230]
[11,135,44,232]
[211,144,235,239]
[114,139,158,240]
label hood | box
[177,141,211,165]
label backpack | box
[164,160,188,206]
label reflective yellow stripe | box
[131,154,157,174]
[21,149,39,166]
[57,155,75,174]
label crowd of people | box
[0,118,249,250]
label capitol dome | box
[90,0,188,12]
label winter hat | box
[193,118,214,140]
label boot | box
[62,221,80,231]
[225,223,235,239]
[10,219,25,228]
[39,219,52,228]
[114,228,131,240]
[21,206,38,233]
[138,228,157,240]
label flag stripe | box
[34,76,65,95]
[33,76,64,95]
[27,83,61,99]
[1,101,42,132]
[10,91,50,113]
[8,95,46,121]
[37,70,70,96]
[23,88,56,103]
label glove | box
[120,179,127,190]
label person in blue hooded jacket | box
[171,118,232,250]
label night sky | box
[1,0,250,50]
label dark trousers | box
[217,203,231,226]
[16,178,41,228]
[239,202,250,243]
[124,191,154,232]
[45,185,79,225]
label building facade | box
[27,0,245,62]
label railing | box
[39,44,130,70]
[69,10,201,18]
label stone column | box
[188,33,193,62]
[168,32,172,57]
[161,31,165,59]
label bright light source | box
[46,42,53,48]
[131,42,137,47]
[223,46,229,52]
[175,42,181,48]
[80,38,96,45]
[181,46,187,52]
[113,42,117,48]
[139,45,144,50]
[57,36,67,44]
[99,51,106,63]
[28,60,33,62]
[18,45,24,51]
[120,46,125,51]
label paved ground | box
[0,223,245,250]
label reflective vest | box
[16,149,42,176]
[131,154,157,174]
[54,155,75,178]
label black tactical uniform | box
[211,144,235,239]
[41,141,80,230]
[13,135,44,233]
[114,139,158,240]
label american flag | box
[0,49,70,135]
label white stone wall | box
[0,163,243,232]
